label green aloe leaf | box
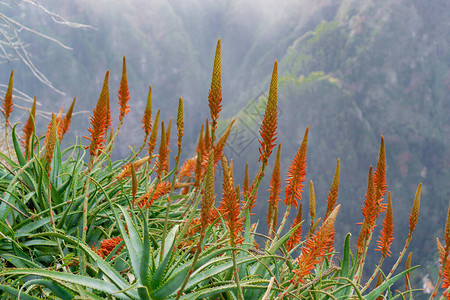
[138,209,151,299]
[118,205,143,278]
[364,266,419,300]
[11,125,26,167]
[30,232,138,298]
[0,284,40,300]
[178,278,276,300]
[0,269,133,299]
[15,216,56,238]
[186,255,257,290]
[340,233,351,278]
[150,225,179,292]
[21,279,74,299]
[50,139,62,187]
[0,253,43,269]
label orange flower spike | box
[22,96,36,151]
[204,119,211,153]
[243,162,249,196]
[118,56,130,122]
[375,274,384,300]
[444,199,450,246]
[437,237,450,294]
[405,252,413,291]
[272,204,279,238]
[208,39,222,134]
[106,86,112,131]
[131,162,137,202]
[197,124,204,153]
[218,155,242,246]
[44,113,58,175]
[177,157,197,181]
[442,260,450,294]
[437,238,446,260]
[200,151,215,231]
[148,109,160,158]
[1,70,13,123]
[142,86,153,137]
[286,203,303,252]
[374,136,387,214]
[166,118,172,148]
[86,71,110,157]
[285,126,309,208]
[258,60,278,164]
[116,156,150,180]
[157,121,167,179]
[324,159,340,220]
[267,144,281,233]
[376,192,394,258]
[55,107,64,140]
[361,166,377,222]
[356,166,377,253]
[61,97,76,139]
[177,97,184,147]
[212,118,235,165]
[408,183,422,239]
[309,180,316,225]
[292,205,340,285]
[135,181,189,207]
[165,118,172,172]
[94,236,124,259]
[194,132,204,188]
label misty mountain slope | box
[265,0,450,283]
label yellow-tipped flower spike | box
[218,155,242,246]
[116,156,150,180]
[118,56,130,122]
[44,113,58,175]
[374,136,387,213]
[200,150,215,232]
[242,162,249,197]
[142,86,153,137]
[204,119,211,152]
[309,180,316,225]
[22,96,36,153]
[258,60,278,164]
[177,97,184,147]
[286,203,303,252]
[405,252,413,291]
[267,144,281,235]
[61,97,76,139]
[131,162,137,202]
[148,109,160,158]
[408,183,422,238]
[165,118,172,172]
[157,121,168,180]
[208,39,222,133]
[55,107,64,140]
[212,118,235,165]
[1,70,13,124]
[324,159,340,221]
[444,199,450,246]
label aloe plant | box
[0,39,441,299]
